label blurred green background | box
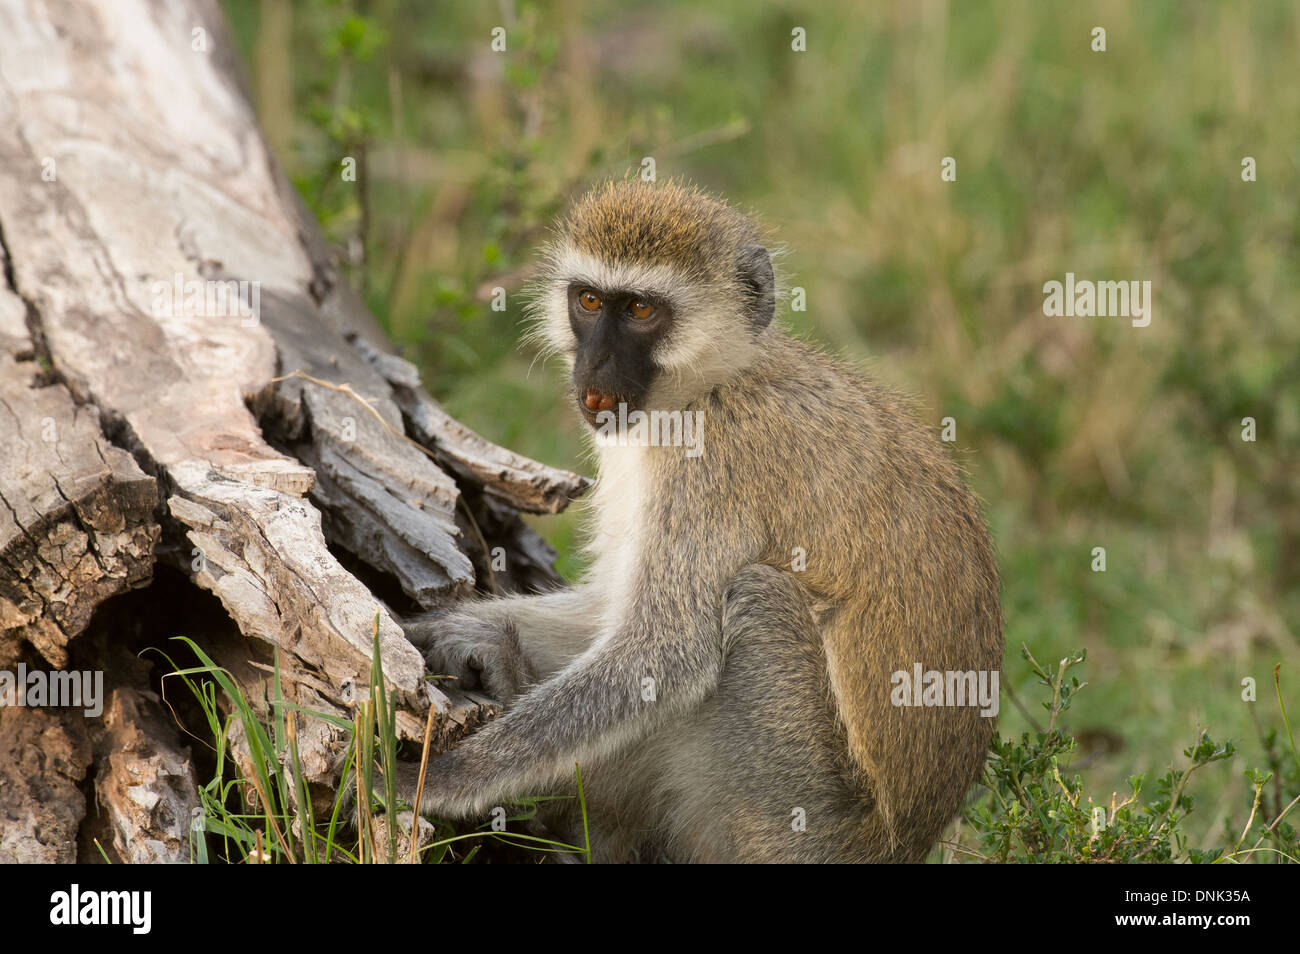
[222,0,1299,851]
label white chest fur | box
[586,441,650,636]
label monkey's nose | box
[584,388,616,413]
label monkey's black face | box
[567,284,673,426]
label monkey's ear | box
[738,244,775,330]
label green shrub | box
[957,647,1298,864]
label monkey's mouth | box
[577,387,623,425]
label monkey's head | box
[528,180,776,426]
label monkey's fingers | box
[422,632,534,704]
[466,624,536,703]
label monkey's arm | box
[402,571,729,819]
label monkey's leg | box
[654,564,888,863]
[402,587,602,702]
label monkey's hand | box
[402,610,537,705]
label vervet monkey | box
[394,180,1003,863]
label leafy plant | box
[957,646,1298,863]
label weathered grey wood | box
[0,0,476,776]
[247,285,475,608]
[353,334,591,515]
[0,0,584,856]
[350,334,579,594]
[0,264,159,669]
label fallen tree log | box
[0,0,586,862]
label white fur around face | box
[526,244,760,401]
[551,248,695,305]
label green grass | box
[154,619,589,864]
[220,0,1300,859]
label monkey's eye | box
[578,290,602,312]
[629,300,655,320]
